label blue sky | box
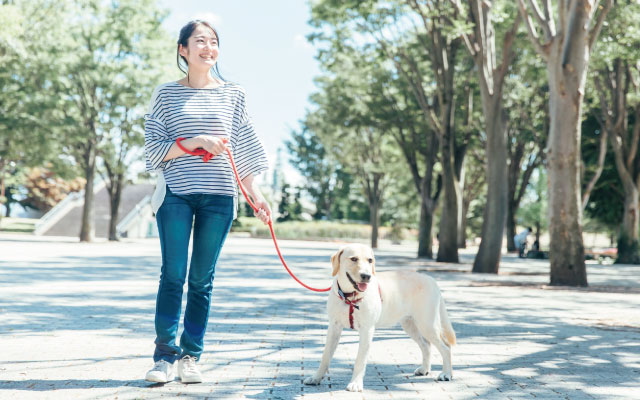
[159,0,321,185]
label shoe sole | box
[145,372,175,383]
[180,376,203,384]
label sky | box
[158,0,321,186]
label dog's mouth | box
[346,272,368,292]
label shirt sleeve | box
[233,90,269,180]
[144,86,175,172]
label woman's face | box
[179,24,219,71]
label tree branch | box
[496,14,522,90]
[526,0,552,40]
[627,103,640,172]
[516,152,541,207]
[581,125,608,211]
[543,0,556,36]
[447,0,478,57]
[516,0,550,60]
[588,0,613,51]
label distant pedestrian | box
[143,20,271,384]
[514,227,532,258]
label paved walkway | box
[0,234,639,399]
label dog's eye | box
[350,257,358,262]
[368,258,373,263]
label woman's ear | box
[331,249,343,276]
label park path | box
[1,234,639,399]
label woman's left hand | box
[253,198,272,225]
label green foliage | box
[0,0,173,224]
[232,217,416,242]
[277,182,304,222]
[286,127,355,220]
[516,167,548,232]
[591,1,640,69]
[0,217,37,233]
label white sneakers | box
[145,360,175,383]
[145,356,202,384]
[178,355,203,383]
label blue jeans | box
[153,185,234,363]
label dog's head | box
[331,244,376,292]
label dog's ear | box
[372,256,376,275]
[331,249,344,276]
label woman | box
[144,20,271,384]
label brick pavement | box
[0,234,639,399]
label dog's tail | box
[439,297,456,346]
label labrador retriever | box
[303,243,456,392]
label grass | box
[0,217,37,233]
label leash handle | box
[175,137,331,293]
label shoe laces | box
[181,355,198,373]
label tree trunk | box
[437,122,459,263]
[367,175,383,249]
[0,171,4,226]
[79,142,97,242]
[459,195,469,249]
[457,153,466,248]
[473,99,508,273]
[370,198,380,249]
[506,200,517,252]
[108,175,123,241]
[617,183,640,264]
[417,130,439,258]
[418,195,435,258]
[516,0,614,287]
[547,54,588,286]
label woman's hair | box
[176,20,224,82]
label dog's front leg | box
[346,326,374,392]
[304,321,342,385]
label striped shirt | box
[144,81,269,198]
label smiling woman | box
[142,19,272,385]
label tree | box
[460,141,487,247]
[95,1,173,241]
[287,127,348,220]
[517,0,613,286]
[504,55,547,252]
[517,166,549,244]
[449,0,521,273]
[309,0,463,261]
[0,0,73,223]
[590,1,640,263]
[54,0,171,242]
[303,41,402,248]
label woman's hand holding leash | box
[196,135,228,157]
[241,175,271,225]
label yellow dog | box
[304,243,456,392]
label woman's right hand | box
[196,135,229,157]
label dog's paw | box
[436,372,452,381]
[303,376,322,385]
[346,380,364,392]
[414,366,430,376]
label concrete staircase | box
[39,183,155,238]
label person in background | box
[514,227,532,258]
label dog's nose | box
[360,273,371,282]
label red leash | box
[176,137,331,293]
